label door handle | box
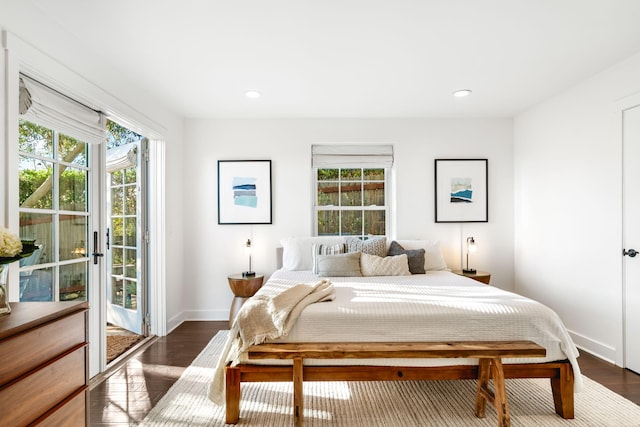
[623,248,638,257]
[92,231,104,264]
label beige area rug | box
[140,331,640,426]
[107,334,144,364]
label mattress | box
[242,269,583,390]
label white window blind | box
[312,144,394,168]
[106,142,138,173]
[19,74,106,144]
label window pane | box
[60,262,87,301]
[341,182,362,206]
[318,169,339,181]
[124,185,137,215]
[59,215,87,262]
[124,279,137,310]
[59,166,87,211]
[20,266,54,301]
[124,217,137,247]
[125,249,137,278]
[112,276,123,306]
[58,134,88,166]
[19,156,53,209]
[111,187,123,215]
[19,120,53,158]
[318,182,339,206]
[111,170,123,186]
[111,218,124,245]
[364,169,384,180]
[341,169,361,180]
[364,210,386,236]
[125,168,137,184]
[112,248,124,276]
[317,210,339,235]
[363,181,385,206]
[20,212,54,264]
[341,210,363,236]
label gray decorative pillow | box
[345,236,387,257]
[387,241,426,274]
[312,242,348,274]
[315,252,362,277]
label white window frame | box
[311,145,393,238]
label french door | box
[106,139,148,336]
[16,119,103,376]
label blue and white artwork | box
[450,177,472,203]
[232,177,257,208]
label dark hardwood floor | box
[89,321,640,426]
[90,321,226,426]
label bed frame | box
[224,340,575,427]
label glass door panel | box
[18,120,91,304]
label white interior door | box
[623,104,640,374]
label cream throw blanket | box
[208,279,335,405]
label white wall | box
[514,52,640,365]
[180,118,514,326]
[0,6,185,333]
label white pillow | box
[395,240,448,271]
[280,236,347,271]
[360,253,411,276]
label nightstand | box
[453,270,491,285]
[228,274,264,327]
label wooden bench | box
[241,340,546,427]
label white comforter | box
[245,269,583,391]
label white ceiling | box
[19,0,640,118]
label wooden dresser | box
[0,301,89,426]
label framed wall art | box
[218,160,272,224]
[434,159,488,223]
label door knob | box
[623,248,638,257]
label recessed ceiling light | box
[453,89,472,98]
[245,90,261,99]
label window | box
[312,145,393,238]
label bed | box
[213,237,582,424]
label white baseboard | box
[166,311,186,334]
[568,329,618,365]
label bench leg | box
[551,362,575,419]
[491,358,510,427]
[293,357,304,427]
[475,358,491,418]
[475,358,511,427]
[225,366,241,424]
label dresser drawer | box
[0,311,86,386]
[0,346,87,427]
[33,389,87,427]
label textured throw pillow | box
[360,253,410,276]
[315,252,362,277]
[395,239,448,271]
[387,241,426,274]
[312,242,348,274]
[280,236,346,270]
[345,236,387,257]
